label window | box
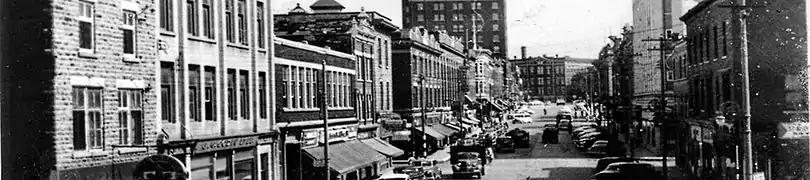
[122,10,136,55]
[239,70,249,119]
[438,14,445,21]
[118,89,144,145]
[78,1,95,51]
[492,13,499,21]
[280,65,289,108]
[452,14,458,21]
[259,72,267,119]
[493,24,499,31]
[73,87,103,150]
[458,14,464,21]
[722,21,728,56]
[237,0,247,45]
[189,65,201,122]
[417,3,423,10]
[161,62,175,123]
[291,66,299,108]
[452,3,457,10]
[228,69,237,120]
[417,15,424,21]
[160,0,173,31]
[204,66,216,121]
[457,3,464,9]
[493,35,500,42]
[257,2,265,48]
[187,0,199,36]
[492,2,499,9]
[202,0,214,38]
[434,3,439,10]
[260,153,269,180]
[225,0,234,43]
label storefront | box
[360,138,406,170]
[164,132,278,180]
[302,140,387,180]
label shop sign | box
[195,136,259,154]
[133,154,188,180]
[319,127,357,143]
[777,122,810,139]
[357,131,371,139]
[752,172,765,180]
[382,119,406,131]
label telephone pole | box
[644,34,677,180]
[320,60,330,179]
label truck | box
[450,138,488,179]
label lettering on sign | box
[777,122,810,139]
[195,136,259,153]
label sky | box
[271,0,700,59]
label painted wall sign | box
[133,154,188,180]
[777,122,810,139]
[194,136,259,153]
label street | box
[437,104,599,180]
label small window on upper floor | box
[417,3,423,10]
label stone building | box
[510,55,566,102]
[401,0,508,59]
[274,0,399,141]
[3,0,161,179]
[679,0,808,179]
[631,0,684,109]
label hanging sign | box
[777,122,810,139]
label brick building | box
[154,0,281,179]
[3,0,161,179]
[679,0,808,179]
[631,0,684,110]
[401,0,508,59]
[510,55,566,102]
[274,0,399,141]
[390,27,465,157]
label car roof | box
[378,173,411,179]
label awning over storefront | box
[360,138,405,157]
[413,126,446,140]
[460,117,480,125]
[443,124,462,131]
[432,124,460,136]
[304,140,387,174]
[489,101,505,112]
[464,95,475,105]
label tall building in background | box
[631,0,683,108]
[401,0,508,59]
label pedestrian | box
[543,109,547,115]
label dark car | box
[495,136,515,152]
[591,162,662,180]
[542,127,559,144]
[593,157,639,174]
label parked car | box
[507,113,533,124]
[593,157,639,174]
[377,173,413,180]
[410,159,442,180]
[585,142,609,157]
[557,119,572,131]
[392,166,427,180]
[591,162,661,180]
[495,136,515,152]
[573,128,600,139]
[541,127,559,144]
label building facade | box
[4,0,162,179]
[680,0,807,179]
[155,0,281,179]
[510,56,566,101]
[401,0,508,59]
[274,0,399,141]
[631,0,683,108]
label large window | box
[417,15,424,21]
[189,65,201,122]
[160,0,173,31]
[237,0,247,45]
[239,70,249,119]
[492,13,499,21]
[202,0,214,38]
[204,66,216,121]
[225,0,235,43]
[78,1,94,51]
[228,69,237,120]
[122,10,136,55]
[161,62,175,123]
[492,2,499,9]
[256,2,265,48]
[259,72,267,119]
[187,0,198,36]
[73,87,103,150]
[417,3,423,10]
[281,65,351,109]
[118,89,144,145]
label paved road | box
[438,109,601,180]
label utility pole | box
[719,2,764,179]
[320,60,330,179]
[644,34,676,180]
[420,75,428,158]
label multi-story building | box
[593,27,636,154]
[273,37,402,180]
[154,0,281,179]
[510,54,566,102]
[3,0,162,179]
[274,0,399,141]
[563,58,595,88]
[679,0,807,179]
[467,49,498,101]
[390,27,465,157]
[401,0,508,59]
[631,0,683,108]
[570,67,599,101]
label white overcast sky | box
[271,0,700,59]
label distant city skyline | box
[272,0,700,59]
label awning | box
[459,123,472,129]
[304,140,387,174]
[460,117,480,125]
[443,124,462,131]
[432,124,460,136]
[464,95,475,105]
[489,101,505,112]
[413,126,447,140]
[360,138,405,157]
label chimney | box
[520,46,527,59]
[555,54,559,58]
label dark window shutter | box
[73,111,86,150]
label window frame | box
[227,69,237,120]
[202,0,215,39]
[225,0,235,43]
[161,62,176,123]
[239,70,250,120]
[78,1,95,53]
[117,89,144,145]
[160,0,174,31]
[121,10,137,60]
[204,66,217,121]
[73,87,104,150]
[187,0,199,36]
[237,0,247,45]
[256,1,265,48]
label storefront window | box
[191,155,214,180]
[216,155,232,180]
[234,160,254,180]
